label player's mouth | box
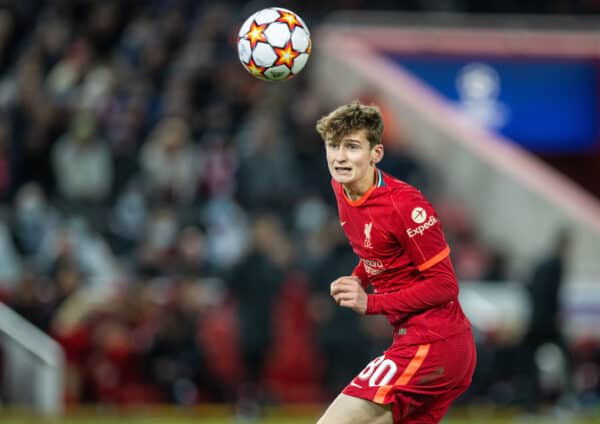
[334,166,352,176]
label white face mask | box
[17,194,44,222]
[149,217,177,249]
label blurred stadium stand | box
[0,0,599,420]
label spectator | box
[203,197,249,271]
[107,179,148,256]
[12,182,61,258]
[136,206,179,276]
[143,294,219,404]
[235,113,301,214]
[140,117,201,204]
[51,111,114,205]
[519,228,574,410]
[228,214,288,406]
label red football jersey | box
[332,169,471,346]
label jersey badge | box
[363,222,373,248]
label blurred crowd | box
[0,0,599,415]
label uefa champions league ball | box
[237,7,311,81]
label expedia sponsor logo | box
[362,258,385,275]
[406,215,438,238]
[411,207,427,224]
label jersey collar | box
[342,168,384,207]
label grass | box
[0,420,313,424]
[3,418,600,424]
[1,405,599,424]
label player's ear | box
[371,143,384,164]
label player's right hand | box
[330,276,368,315]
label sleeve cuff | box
[366,294,384,315]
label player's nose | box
[332,148,347,162]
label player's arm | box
[365,256,457,315]
[364,189,457,315]
[330,257,457,315]
[352,259,370,290]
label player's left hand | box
[330,276,368,315]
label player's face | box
[325,129,383,193]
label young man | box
[315,101,476,424]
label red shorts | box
[342,329,476,424]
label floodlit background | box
[0,1,600,423]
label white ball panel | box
[291,28,310,52]
[264,22,291,48]
[238,14,255,37]
[237,39,252,63]
[264,65,291,81]
[291,53,309,74]
[254,8,280,25]
[252,43,277,67]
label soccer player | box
[315,101,476,424]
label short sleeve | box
[390,189,450,272]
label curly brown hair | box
[315,101,384,148]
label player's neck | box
[343,167,378,201]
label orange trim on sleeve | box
[416,246,450,272]
[373,344,431,404]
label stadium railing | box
[0,302,65,416]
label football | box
[237,7,311,81]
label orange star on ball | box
[274,41,300,68]
[277,11,302,31]
[246,21,267,48]
[244,59,265,77]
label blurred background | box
[0,0,600,423]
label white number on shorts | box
[357,355,398,387]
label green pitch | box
[4,419,600,424]
[3,417,600,424]
[2,405,600,424]
[0,420,312,424]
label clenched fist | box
[330,276,367,315]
